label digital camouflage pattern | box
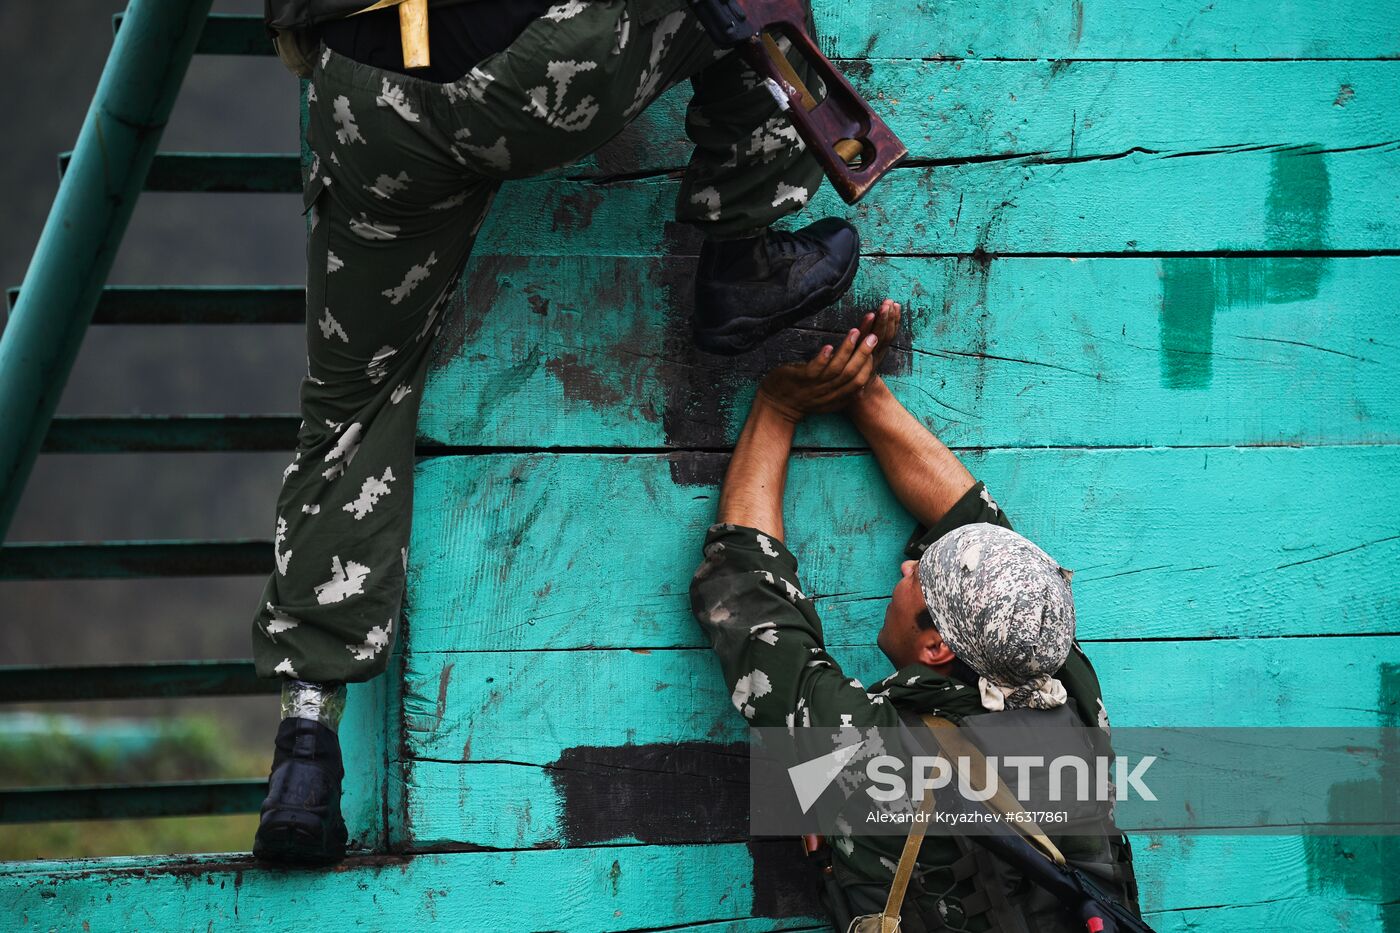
[253,0,826,682]
[690,482,1128,931]
[918,522,1076,712]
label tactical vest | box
[836,703,1141,933]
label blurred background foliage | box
[0,714,262,858]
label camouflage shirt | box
[690,482,1119,931]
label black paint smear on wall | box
[749,838,824,919]
[551,740,750,845]
[549,739,822,919]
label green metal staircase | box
[0,6,297,829]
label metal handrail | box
[0,0,214,539]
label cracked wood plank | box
[575,60,1400,176]
[0,845,820,932]
[477,145,1400,255]
[0,843,1389,930]
[399,637,1399,767]
[419,255,1400,449]
[805,0,1400,59]
[403,448,1400,647]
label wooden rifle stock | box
[689,0,908,204]
[353,0,430,69]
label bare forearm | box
[717,392,799,540]
[847,378,974,527]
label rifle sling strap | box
[875,714,1068,932]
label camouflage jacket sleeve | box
[690,524,899,731]
[903,481,1014,558]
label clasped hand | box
[757,299,901,421]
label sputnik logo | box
[787,740,866,813]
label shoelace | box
[767,230,810,261]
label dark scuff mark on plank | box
[1304,664,1399,933]
[667,450,730,489]
[550,740,749,845]
[1263,144,1331,302]
[552,187,605,233]
[748,838,824,919]
[545,353,627,408]
[549,739,821,920]
[541,257,666,423]
[1159,258,1216,389]
[657,220,734,470]
[430,254,530,367]
[838,58,873,82]
[435,662,454,726]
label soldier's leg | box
[435,2,854,353]
[253,48,498,863]
[677,32,827,236]
[678,21,858,354]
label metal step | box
[0,660,275,703]
[57,152,299,193]
[0,540,272,580]
[6,286,305,324]
[0,780,267,823]
[43,415,299,453]
[114,12,273,56]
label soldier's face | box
[879,560,956,670]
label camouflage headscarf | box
[916,523,1075,712]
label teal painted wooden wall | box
[7,1,1399,929]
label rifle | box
[687,0,908,204]
[354,0,431,69]
[919,713,1156,933]
[972,827,1156,933]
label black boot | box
[693,217,860,356]
[252,717,348,865]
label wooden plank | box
[1,838,1389,931]
[0,846,818,932]
[402,737,1396,848]
[807,0,1400,59]
[581,60,1400,175]
[400,637,1399,768]
[420,255,1400,449]
[404,448,1400,647]
[477,146,1400,256]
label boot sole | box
[693,231,862,356]
[253,817,348,866]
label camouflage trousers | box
[252,0,825,682]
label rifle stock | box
[688,0,908,204]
